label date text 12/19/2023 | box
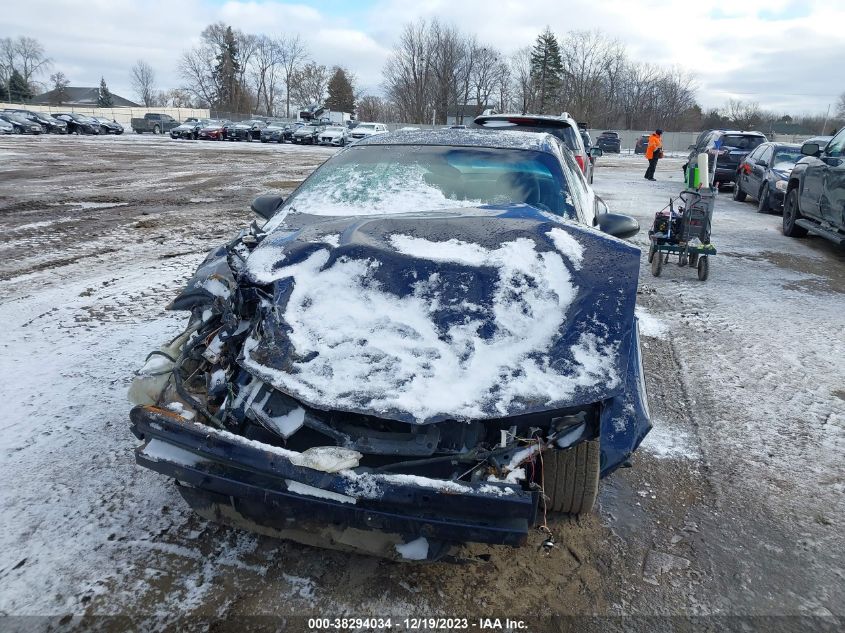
[307,617,529,630]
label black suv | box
[684,130,767,187]
[596,131,621,153]
[782,129,845,245]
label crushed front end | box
[129,206,650,559]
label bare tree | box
[131,60,156,107]
[469,45,500,117]
[836,91,845,119]
[558,30,626,125]
[249,35,282,115]
[15,37,50,90]
[724,98,761,129]
[290,61,329,107]
[383,21,433,123]
[509,47,534,114]
[48,71,69,105]
[357,95,385,121]
[278,34,308,117]
[179,43,218,107]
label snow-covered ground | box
[0,137,842,626]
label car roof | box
[353,128,562,154]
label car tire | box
[651,251,662,276]
[153,125,161,135]
[543,439,600,515]
[732,183,747,202]
[697,255,709,281]
[757,186,771,213]
[783,188,808,237]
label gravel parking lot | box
[1,134,842,631]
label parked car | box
[128,128,647,560]
[596,131,621,153]
[732,142,802,213]
[349,122,388,140]
[197,120,229,141]
[0,112,45,134]
[318,125,349,146]
[260,122,291,143]
[684,130,767,188]
[634,134,649,154]
[472,113,599,184]
[131,113,179,135]
[227,119,267,142]
[94,117,124,135]
[53,113,101,135]
[292,123,325,144]
[170,119,207,140]
[5,109,68,133]
[782,129,845,245]
[0,117,13,134]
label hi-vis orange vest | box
[645,133,663,159]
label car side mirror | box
[251,194,285,221]
[598,213,640,239]
[590,147,604,157]
[801,143,820,157]
[756,159,767,167]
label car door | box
[739,146,763,194]
[817,129,845,226]
[750,145,772,196]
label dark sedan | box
[53,113,101,135]
[128,129,649,560]
[0,112,44,134]
[197,120,228,140]
[596,131,621,153]
[733,142,802,213]
[170,119,207,140]
[260,122,291,143]
[94,117,124,135]
[227,119,267,141]
[291,123,325,144]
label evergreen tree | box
[324,67,355,113]
[213,26,241,110]
[98,76,113,107]
[8,69,33,103]
[530,27,563,114]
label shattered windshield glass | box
[267,145,574,226]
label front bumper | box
[130,405,538,556]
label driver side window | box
[825,129,845,157]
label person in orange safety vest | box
[644,129,664,181]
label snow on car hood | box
[239,205,640,423]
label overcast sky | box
[2,0,842,115]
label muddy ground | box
[0,134,842,632]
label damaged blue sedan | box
[129,129,651,561]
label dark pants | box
[645,156,659,179]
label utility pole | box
[821,104,830,135]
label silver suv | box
[472,112,599,184]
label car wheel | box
[757,186,771,213]
[651,250,663,276]
[783,188,808,237]
[543,439,600,515]
[153,125,161,135]
[732,183,747,202]
[688,253,699,267]
[697,255,709,281]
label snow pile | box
[242,235,619,421]
[394,537,429,561]
[635,306,668,338]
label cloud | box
[0,0,836,115]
